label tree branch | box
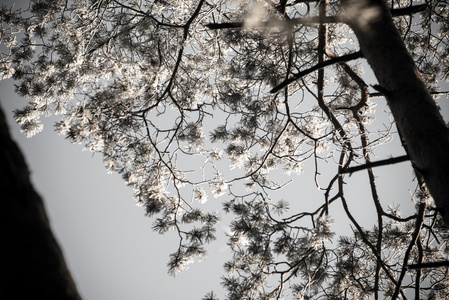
[391,201,427,300]
[205,15,339,29]
[390,4,428,17]
[370,90,449,98]
[205,4,427,30]
[339,155,410,175]
[407,261,449,269]
[270,51,363,93]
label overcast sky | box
[1,78,229,299]
[1,1,449,299]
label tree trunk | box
[0,104,81,299]
[342,0,449,225]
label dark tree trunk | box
[0,104,81,299]
[342,0,449,225]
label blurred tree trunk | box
[0,104,81,299]
[343,0,449,225]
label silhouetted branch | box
[390,4,428,17]
[270,51,363,93]
[205,4,427,30]
[392,201,427,299]
[408,261,449,269]
[370,90,449,98]
[339,155,410,175]
[205,16,339,29]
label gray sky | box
[1,78,228,299]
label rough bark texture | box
[0,104,81,299]
[342,0,449,225]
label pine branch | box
[205,15,339,29]
[205,4,427,30]
[407,261,449,269]
[270,51,363,93]
[339,155,410,175]
[370,90,449,98]
[390,4,428,17]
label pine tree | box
[1,0,449,298]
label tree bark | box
[342,0,449,225]
[0,104,81,299]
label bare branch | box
[270,51,363,93]
[205,15,340,29]
[339,155,410,175]
[205,4,427,30]
[390,4,428,17]
[408,261,449,269]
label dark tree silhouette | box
[0,104,81,299]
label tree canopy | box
[2,0,449,299]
